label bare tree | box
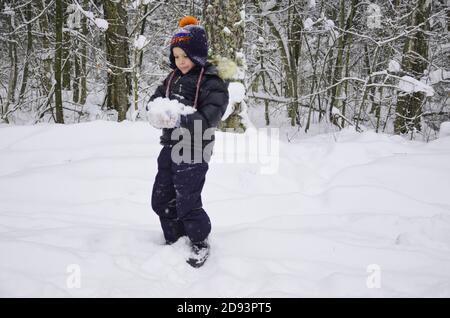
[0,0,447,140]
[55,0,65,123]
[394,0,432,135]
[204,0,247,131]
[103,0,131,122]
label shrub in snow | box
[147,98,196,129]
[211,56,238,80]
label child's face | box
[173,47,195,75]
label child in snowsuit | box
[147,16,229,267]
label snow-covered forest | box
[1,0,450,298]
[0,0,449,139]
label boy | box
[147,16,229,267]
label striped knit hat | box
[169,16,208,68]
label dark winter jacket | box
[149,63,229,161]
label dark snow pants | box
[151,145,211,244]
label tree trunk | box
[329,0,359,127]
[62,0,71,90]
[104,0,131,122]
[204,0,246,131]
[18,2,33,105]
[79,0,88,105]
[288,2,302,126]
[54,0,65,123]
[260,0,302,127]
[138,3,148,69]
[37,0,53,100]
[4,3,18,123]
[394,0,431,134]
[73,52,81,103]
[341,35,352,128]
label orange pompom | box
[179,16,199,28]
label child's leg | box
[172,161,211,243]
[151,146,186,243]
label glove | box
[147,108,180,129]
[147,97,195,129]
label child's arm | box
[179,77,229,133]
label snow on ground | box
[0,121,450,297]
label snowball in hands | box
[147,98,196,129]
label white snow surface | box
[228,82,246,105]
[388,60,401,73]
[440,122,450,138]
[304,18,314,31]
[134,35,147,50]
[324,19,335,31]
[427,69,450,85]
[0,122,450,297]
[398,75,434,97]
[222,82,246,122]
[223,27,231,35]
[94,18,108,32]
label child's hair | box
[169,16,208,68]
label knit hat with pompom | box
[170,16,208,68]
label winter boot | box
[186,240,210,268]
